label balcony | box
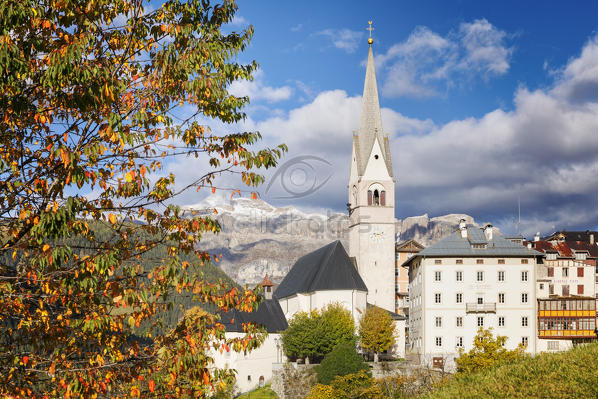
[466,302,496,313]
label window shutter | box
[562,285,569,296]
[577,285,584,295]
[548,267,554,277]
[380,190,386,206]
[577,267,584,277]
[367,190,372,206]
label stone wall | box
[271,363,317,399]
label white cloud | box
[316,28,364,53]
[168,33,598,237]
[290,24,303,32]
[379,19,513,98]
[228,70,292,103]
[229,15,248,27]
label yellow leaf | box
[43,244,50,252]
[108,214,117,224]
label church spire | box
[357,22,393,177]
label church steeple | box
[355,23,393,178]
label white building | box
[212,296,287,393]
[405,222,542,369]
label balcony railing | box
[466,302,496,313]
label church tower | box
[348,23,396,312]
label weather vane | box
[367,21,374,44]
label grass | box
[420,343,598,399]
[236,384,278,399]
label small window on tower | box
[374,154,379,159]
[373,190,380,206]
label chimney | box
[484,224,493,241]
[534,232,540,242]
[527,242,532,249]
[459,219,467,238]
[591,234,595,245]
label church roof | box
[274,240,368,299]
[260,273,275,287]
[218,298,288,333]
[355,42,393,178]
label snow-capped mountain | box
[183,195,479,286]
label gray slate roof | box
[218,298,288,333]
[403,227,542,266]
[274,240,368,299]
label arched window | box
[380,190,386,206]
[259,376,265,387]
[367,190,372,206]
[373,190,380,206]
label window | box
[435,337,442,347]
[521,271,528,282]
[435,293,441,304]
[434,271,442,281]
[577,267,584,277]
[435,317,442,328]
[562,268,569,277]
[547,341,559,351]
[476,259,484,264]
[477,317,484,327]
[521,337,528,347]
[522,316,528,327]
[498,316,505,327]
[521,293,528,303]
[456,293,463,303]
[498,259,505,264]
[477,271,484,282]
[498,271,505,282]
[578,285,584,295]
[539,283,544,290]
[456,259,463,265]
[456,337,463,348]
[477,296,484,304]
[549,284,554,295]
[562,285,569,296]
[435,259,442,265]
[456,271,463,281]
[498,293,505,303]
[521,259,528,264]
[456,316,463,327]
[548,267,554,277]
[247,375,252,382]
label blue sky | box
[165,1,598,237]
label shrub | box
[455,327,525,373]
[316,341,369,385]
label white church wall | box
[278,290,368,324]
[210,333,284,394]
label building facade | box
[405,222,542,368]
[395,240,424,315]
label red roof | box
[554,242,574,257]
[261,273,275,287]
[533,241,556,253]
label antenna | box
[517,196,521,235]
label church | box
[212,29,405,393]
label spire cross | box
[366,21,374,39]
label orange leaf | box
[108,214,117,224]
[148,380,155,393]
[23,356,29,365]
[211,187,216,194]
[202,371,210,385]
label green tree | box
[282,303,356,363]
[358,306,396,362]
[316,341,369,385]
[455,328,526,374]
[0,0,286,397]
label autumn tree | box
[455,328,526,374]
[0,0,286,397]
[358,306,396,362]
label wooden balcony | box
[466,302,497,313]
